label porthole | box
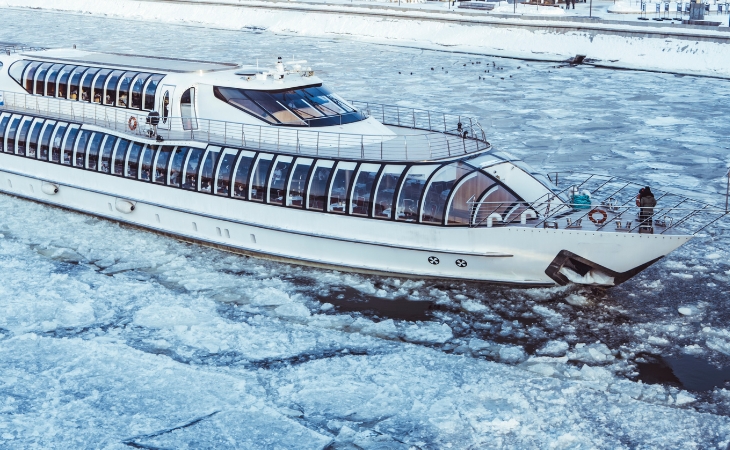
[428,256,440,265]
[455,259,467,268]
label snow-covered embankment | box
[4,0,730,77]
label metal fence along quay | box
[0,90,490,162]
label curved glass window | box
[56,65,75,99]
[421,163,473,224]
[99,136,117,173]
[199,147,221,192]
[328,162,356,214]
[86,133,104,170]
[116,72,138,108]
[91,69,111,104]
[139,145,155,181]
[38,121,56,160]
[396,165,439,222]
[182,147,204,190]
[0,114,11,152]
[125,143,144,179]
[8,60,30,87]
[250,154,274,201]
[74,130,92,167]
[287,158,313,207]
[45,64,64,97]
[27,119,45,158]
[307,160,334,211]
[130,74,150,109]
[34,63,53,95]
[214,148,238,196]
[447,172,494,226]
[350,163,380,216]
[153,146,173,184]
[5,116,21,154]
[213,85,365,127]
[268,156,293,204]
[113,139,131,175]
[474,185,523,224]
[232,151,256,198]
[23,62,42,93]
[80,68,99,102]
[61,126,79,165]
[104,70,124,105]
[161,90,170,124]
[144,75,164,111]
[373,165,406,219]
[16,118,33,156]
[68,67,87,101]
[51,124,69,162]
[168,147,189,187]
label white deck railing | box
[0,90,490,162]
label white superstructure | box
[0,47,721,286]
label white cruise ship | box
[0,47,723,286]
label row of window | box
[8,60,165,111]
[0,112,525,226]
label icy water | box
[1,6,730,449]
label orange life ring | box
[588,208,608,224]
[128,116,138,131]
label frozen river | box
[1,6,730,449]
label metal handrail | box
[467,171,729,235]
[0,90,490,162]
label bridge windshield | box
[213,84,366,127]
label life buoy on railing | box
[128,116,138,131]
[588,208,608,224]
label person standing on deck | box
[636,187,657,230]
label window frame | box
[0,112,12,153]
[55,65,75,99]
[26,117,46,158]
[15,116,34,156]
[230,149,257,199]
[249,153,275,202]
[213,147,239,196]
[49,122,70,163]
[285,157,314,208]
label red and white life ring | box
[128,116,138,131]
[588,208,608,224]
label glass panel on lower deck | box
[307,160,334,211]
[182,148,204,190]
[99,136,117,173]
[0,114,11,152]
[328,162,356,214]
[86,133,104,170]
[287,158,313,208]
[27,119,45,158]
[168,146,189,187]
[373,165,406,219]
[421,163,472,224]
[51,124,68,162]
[232,151,255,199]
[214,148,238,196]
[38,121,56,160]
[199,147,221,193]
[447,172,494,225]
[5,116,21,154]
[474,185,522,223]
[153,146,174,184]
[61,126,79,165]
[395,165,439,222]
[113,139,131,175]
[268,156,293,205]
[250,154,274,202]
[16,118,33,156]
[349,163,379,216]
[139,145,156,181]
[125,142,144,178]
[74,130,92,167]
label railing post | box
[443,114,446,132]
[337,133,340,157]
[404,135,408,160]
[382,104,385,123]
[224,121,227,145]
[316,132,319,156]
[360,135,364,159]
[397,107,400,126]
[412,109,415,129]
[427,111,431,131]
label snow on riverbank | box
[4,0,730,77]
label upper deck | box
[0,89,490,162]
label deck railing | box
[0,90,490,162]
[468,172,728,235]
